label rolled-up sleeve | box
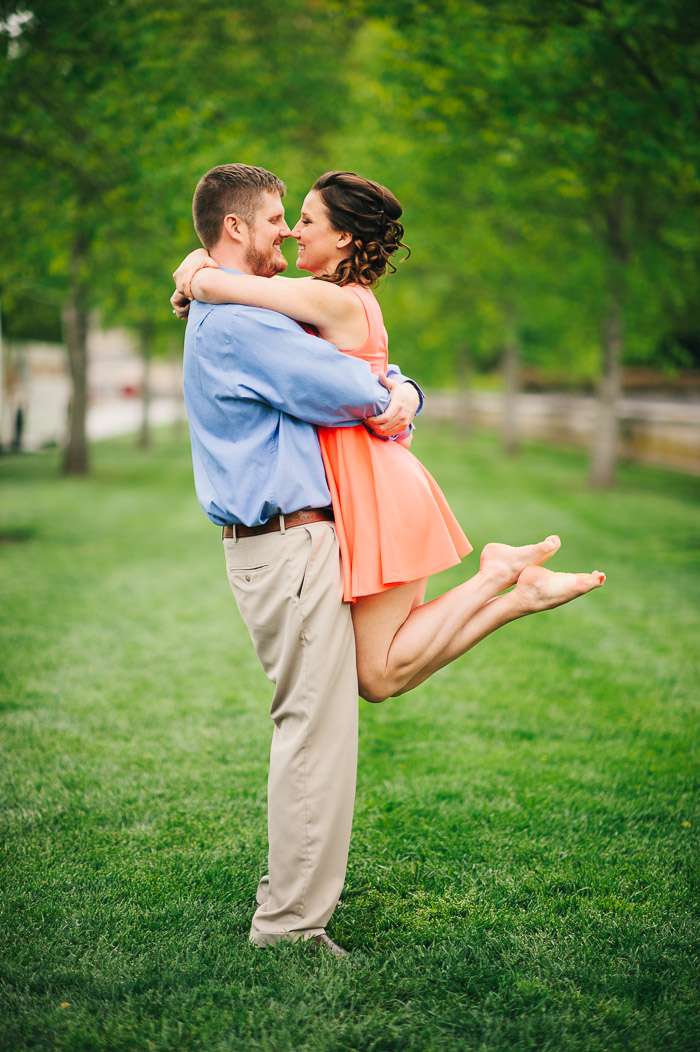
[386,362,425,416]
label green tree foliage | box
[0,0,358,471]
[0,1,202,471]
[342,0,700,483]
[2,1,699,484]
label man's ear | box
[336,231,353,249]
[223,213,246,243]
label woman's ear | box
[336,231,353,249]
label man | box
[176,164,421,955]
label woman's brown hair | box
[311,171,410,287]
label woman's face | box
[290,190,350,276]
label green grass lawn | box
[1,425,698,1052]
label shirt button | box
[245,574,251,582]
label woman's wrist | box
[173,249,217,299]
[189,266,208,300]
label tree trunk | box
[170,345,186,439]
[61,236,90,475]
[590,199,627,489]
[0,297,5,453]
[589,292,623,488]
[456,342,473,437]
[138,321,153,449]
[502,305,520,456]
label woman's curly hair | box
[311,171,410,287]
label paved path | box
[86,396,185,440]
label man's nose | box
[279,220,292,238]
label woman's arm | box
[191,268,361,332]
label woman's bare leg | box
[352,536,564,703]
[395,565,606,696]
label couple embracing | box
[172,163,604,955]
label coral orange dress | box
[317,284,472,602]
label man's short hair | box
[192,164,286,250]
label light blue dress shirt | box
[183,282,420,527]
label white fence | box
[423,391,700,475]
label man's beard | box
[245,234,287,277]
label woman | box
[173,171,605,703]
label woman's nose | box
[290,221,302,239]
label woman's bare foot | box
[514,564,605,612]
[479,535,561,591]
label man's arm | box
[175,280,423,437]
[197,304,392,427]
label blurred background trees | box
[1,0,699,480]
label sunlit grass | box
[1,426,698,1052]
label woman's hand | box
[170,289,191,320]
[173,248,219,300]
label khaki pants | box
[223,521,358,945]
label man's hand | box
[366,374,420,437]
[173,248,218,299]
[170,289,191,320]
[170,248,219,320]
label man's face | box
[243,191,291,276]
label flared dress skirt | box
[319,423,472,603]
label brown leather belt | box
[222,507,334,540]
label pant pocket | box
[295,524,336,605]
